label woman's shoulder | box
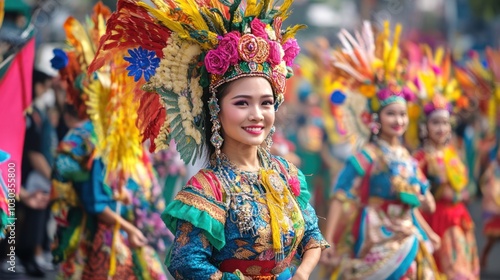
[181,168,225,202]
[343,143,378,176]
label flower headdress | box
[455,48,500,135]
[408,45,464,118]
[403,44,469,148]
[297,38,367,149]
[89,0,304,164]
[51,2,150,193]
[331,21,415,116]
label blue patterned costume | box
[163,155,328,279]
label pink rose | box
[288,176,301,196]
[282,39,300,67]
[401,86,416,102]
[204,49,230,75]
[267,41,282,66]
[376,88,391,101]
[218,31,240,65]
[250,18,268,39]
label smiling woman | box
[88,0,329,279]
[218,77,276,161]
[321,21,442,279]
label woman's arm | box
[413,208,440,250]
[419,190,436,213]
[168,220,242,280]
[97,206,147,248]
[293,247,321,280]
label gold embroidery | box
[199,233,210,249]
[235,240,249,247]
[178,223,193,247]
[193,172,221,200]
[176,191,226,224]
[175,271,184,279]
[234,247,256,259]
[245,265,262,275]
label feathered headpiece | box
[407,44,465,120]
[88,0,304,164]
[455,48,500,135]
[51,2,151,193]
[297,37,366,148]
[331,21,415,116]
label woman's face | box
[219,77,275,150]
[427,113,451,145]
[379,102,408,139]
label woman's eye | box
[234,101,248,106]
[262,100,274,106]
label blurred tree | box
[469,0,500,20]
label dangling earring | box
[209,88,223,158]
[369,113,380,139]
[265,126,276,152]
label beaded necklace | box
[209,148,304,262]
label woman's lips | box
[243,126,264,135]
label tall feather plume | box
[89,0,171,72]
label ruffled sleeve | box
[162,169,228,251]
[332,148,374,200]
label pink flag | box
[0,38,35,195]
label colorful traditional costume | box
[49,3,168,279]
[88,0,328,278]
[480,152,500,238]
[328,21,441,279]
[409,46,479,279]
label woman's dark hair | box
[63,103,80,119]
[32,69,53,100]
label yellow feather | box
[434,47,444,66]
[245,0,259,17]
[201,7,227,34]
[176,0,210,30]
[276,0,294,20]
[150,0,171,14]
[0,1,4,29]
[137,2,188,36]
[282,24,306,42]
[65,18,95,72]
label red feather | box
[89,0,171,73]
[136,90,167,152]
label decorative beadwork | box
[209,93,223,156]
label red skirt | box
[483,213,500,237]
[422,200,473,237]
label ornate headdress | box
[403,44,469,148]
[51,2,151,193]
[331,21,415,115]
[297,37,366,150]
[455,48,500,135]
[88,0,303,164]
[407,45,465,119]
